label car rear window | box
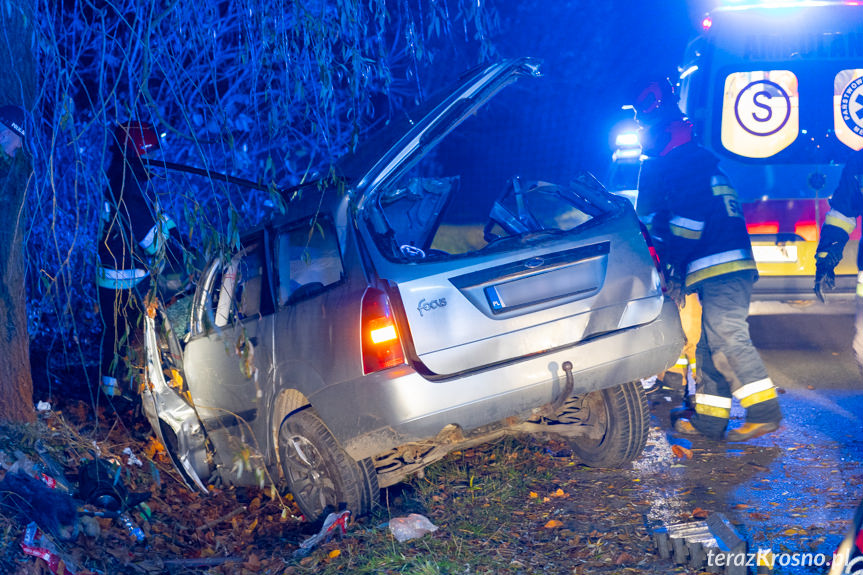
[363,83,619,262]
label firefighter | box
[631,83,700,401]
[97,121,184,398]
[633,77,782,442]
[814,149,863,371]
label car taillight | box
[747,222,779,235]
[361,288,406,374]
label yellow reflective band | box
[669,216,705,232]
[825,209,857,235]
[695,404,731,419]
[857,283,863,297]
[712,185,735,196]
[739,387,778,408]
[695,393,733,409]
[733,378,774,400]
[688,249,752,274]
[686,260,758,287]
[669,216,705,240]
[670,225,703,240]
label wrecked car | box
[141,57,684,523]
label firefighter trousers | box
[691,270,782,439]
[98,281,148,396]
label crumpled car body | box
[141,57,684,522]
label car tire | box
[278,408,379,523]
[566,381,649,468]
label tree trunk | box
[0,0,36,423]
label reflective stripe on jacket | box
[139,213,178,256]
[96,266,148,289]
[637,141,756,290]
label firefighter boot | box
[673,418,701,436]
[726,421,780,442]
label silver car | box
[142,57,684,523]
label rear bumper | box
[751,274,856,310]
[314,298,684,461]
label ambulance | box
[676,0,863,306]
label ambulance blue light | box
[615,132,640,148]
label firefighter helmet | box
[114,121,159,156]
[632,76,679,124]
[0,105,26,139]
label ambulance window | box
[834,68,863,152]
[720,70,799,159]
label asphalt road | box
[635,310,863,574]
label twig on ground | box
[191,506,246,532]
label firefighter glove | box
[814,256,837,303]
[663,264,686,307]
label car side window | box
[274,217,344,306]
[212,241,266,327]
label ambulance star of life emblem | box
[841,76,863,137]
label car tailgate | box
[393,211,663,376]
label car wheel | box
[566,381,649,468]
[278,408,378,523]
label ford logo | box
[524,257,545,269]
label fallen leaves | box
[544,519,563,529]
[691,508,709,519]
[671,444,693,459]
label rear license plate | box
[752,245,798,263]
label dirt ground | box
[0,379,860,575]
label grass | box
[288,436,559,575]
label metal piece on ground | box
[650,512,747,575]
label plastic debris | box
[20,522,80,575]
[36,401,52,412]
[123,447,143,467]
[388,513,439,542]
[293,509,351,557]
[116,511,146,543]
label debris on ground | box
[20,521,83,575]
[0,471,80,541]
[293,509,351,557]
[388,513,439,542]
[649,512,747,574]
